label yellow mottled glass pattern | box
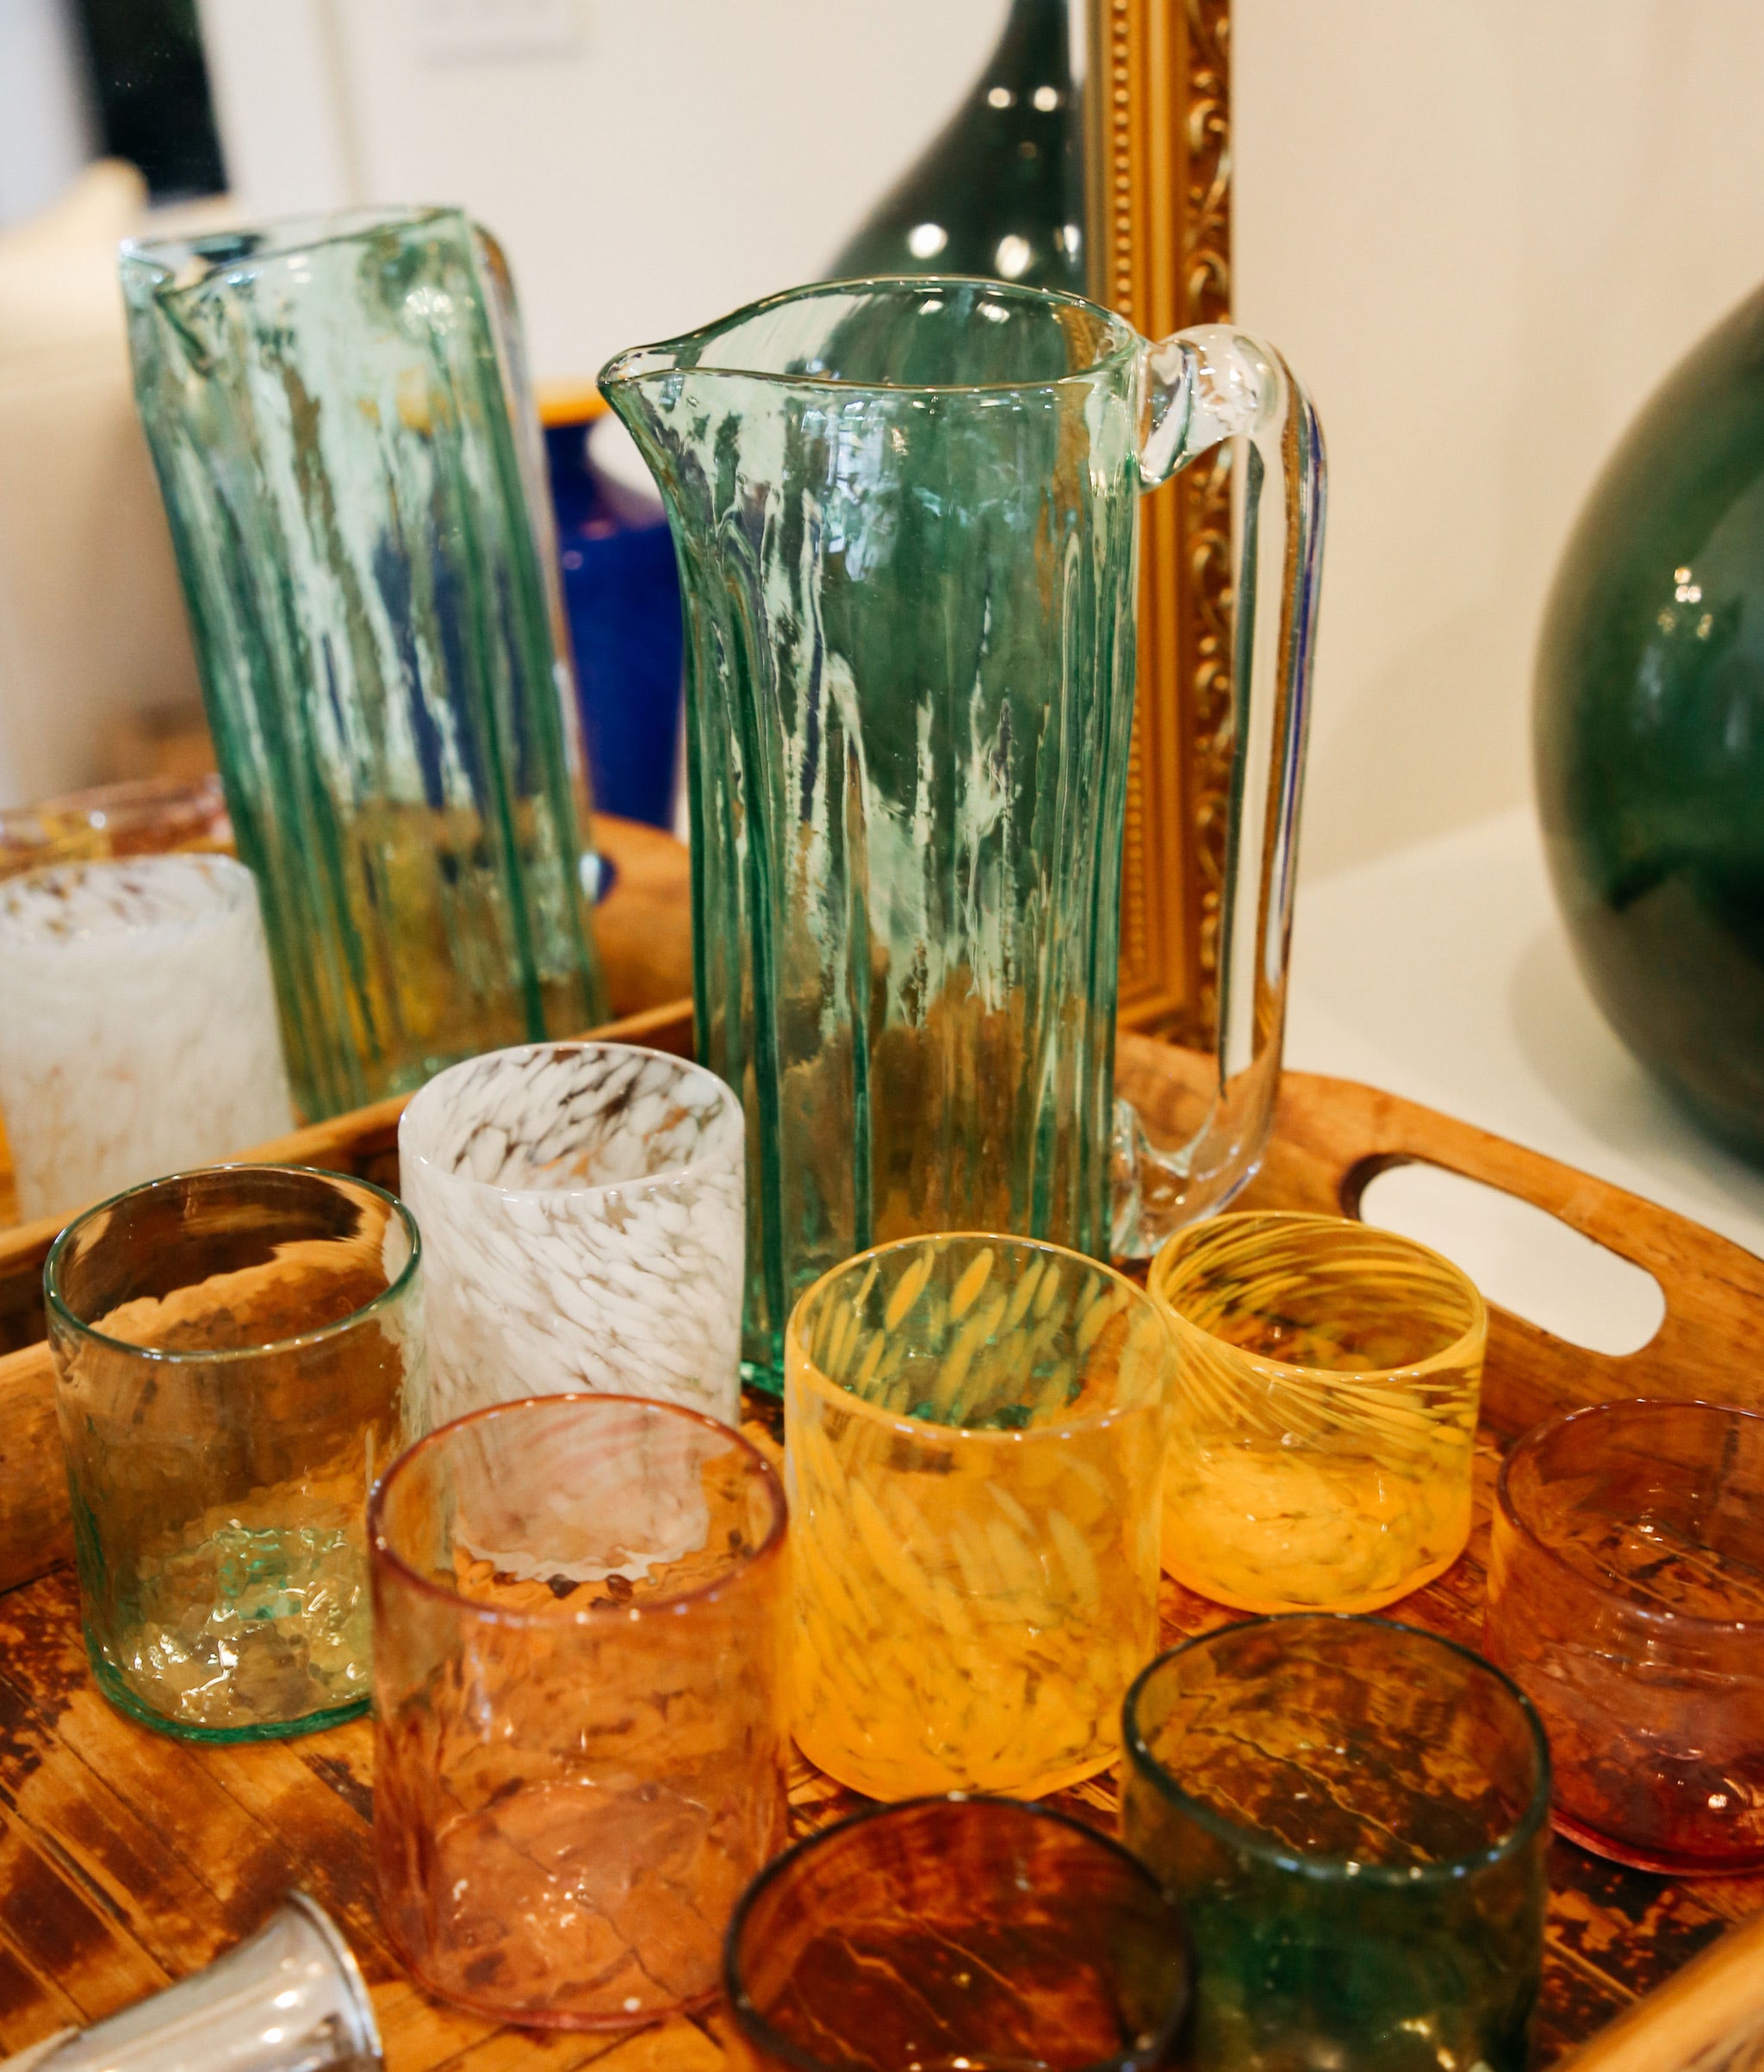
[1150,1212,1486,1615]
[785,1233,1174,1801]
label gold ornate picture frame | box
[1087,0,1231,1045]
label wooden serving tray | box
[1,837,1762,2068]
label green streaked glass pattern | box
[603,280,1324,1385]
[122,207,607,1121]
[606,281,1140,1379]
[1122,1617,1549,2072]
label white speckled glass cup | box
[399,1042,745,1430]
[0,855,295,1222]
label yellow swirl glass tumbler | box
[1150,1213,1486,1614]
[786,1233,1175,1800]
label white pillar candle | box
[0,855,295,1221]
[399,1041,746,1432]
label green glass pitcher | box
[602,278,1324,1382]
[123,207,608,1121]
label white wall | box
[198,0,1007,380]
[0,0,93,227]
[1236,0,1764,877]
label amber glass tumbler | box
[1122,1616,1549,2072]
[725,1796,1192,2072]
[1487,1397,1764,1873]
[370,1394,790,2028]
[46,1165,419,1740]
[786,1232,1173,1799]
[1149,1212,1485,1612]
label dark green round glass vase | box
[1537,279,1764,1156]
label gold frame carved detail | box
[1087,0,1231,1044]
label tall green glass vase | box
[1537,279,1764,1156]
[123,207,607,1121]
[829,0,1084,294]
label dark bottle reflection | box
[829,0,1085,295]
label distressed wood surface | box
[2,902,1762,2062]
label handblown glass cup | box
[0,856,294,1223]
[370,1394,790,2029]
[725,1797,1193,2072]
[1121,1616,1550,2072]
[786,1231,1174,1799]
[603,277,1325,1384]
[1149,1212,1486,1611]
[46,1166,419,1739]
[1486,1397,1764,1873]
[398,1040,746,1432]
[123,207,607,1121]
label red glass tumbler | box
[725,1797,1192,2072]
[1486,1397,1764,1873]
[370,1394,790,2027]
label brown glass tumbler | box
[725,1797,1192,2072]
[370,1394,790,2028]
[1487,1397,1764,1872]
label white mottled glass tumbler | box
[0,856,295,1221]
[398,1042,745,1429]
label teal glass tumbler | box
[122,207,607,1120]
[1121,1616,1550,2072]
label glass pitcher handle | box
[1111,325,1327,1257]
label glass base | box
[1552,1807,1764,1878]
[1161,1540,1469,1618]
[383,1920,718,2032]
[87,1643,370,1745]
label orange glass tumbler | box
[370,1394,790,2028]
[786,1232,1174,1800]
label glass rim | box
[44,1162,420,1366]
[785,1229,1174,1444]
[722,1792,1193,2072]
[367,1391,788,1627]
[398,1039,743,1203]
[121,203,464,287]
[0,850,259,949]
[1149,1210,1488,1382]
[599,274,1143,400]
[1121,1614,1552,1889]
[1496,1396,1764,1639]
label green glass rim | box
[44,1162,421,1366]
[1497,1397,1764,1640]
[1148,1210,1488,1384]
[367,1391,788,1629]
[722,1792,1193,2072]
[599,273,1143,399]
[785,1228,1175,1445]
[1121,1613,1552,1889]
[121,203,463,288]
